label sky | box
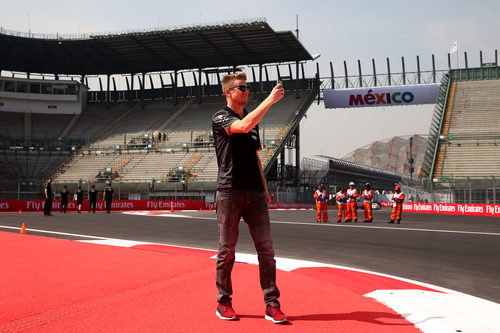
[1,0,499,159]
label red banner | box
[0,200,315,212]
[380,202,500,217]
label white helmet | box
[349,182,355,186]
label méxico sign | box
[323,84,440,109]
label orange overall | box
[362,189,373,221]
[314,190,328,222]
[336,191,347,222]
[390,192,405,222]
[346,188,359,221]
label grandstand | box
[421,68,500,203]
[0,19,318,199]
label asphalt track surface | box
[1,208,499,304]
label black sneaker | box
[388,220,394,224]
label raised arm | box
[228,84,284,134]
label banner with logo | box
[0,200,314,212]
[323,84,440,109]
[380,202,500,217]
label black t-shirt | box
[60,189,68,201]
[89,189,98,200]
[105,187,114,199]
[75,189,83,202]
[212,107,264,191]
[45,182,52,199]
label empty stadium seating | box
[1,81,315,197]
[439,79,500,178]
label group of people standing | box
[44,178,115,216]
[314,182,405,224]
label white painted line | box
[0,225,109,239]
[120,212,500,237]
[122,212,191,218]
[79,239,151,247]
[365,289,500,333]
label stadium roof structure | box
[0,18,313,76]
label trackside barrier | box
[0,200,314,212]
[380,202,500,217]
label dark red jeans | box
[215,189,280,307]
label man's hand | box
[265,192,271,204]
[265,83,285,105]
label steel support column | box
[492,176,496,204]
[386,58,391,86]
[417,56,421,84]
[432,54,436,83]
[259,64,263,101]
[106,75,111,102]
[141,73,145,102]
[130,73,134,102]
[330,62,335,89]
[358,59,362,87]
[295,61,300,99]
[344,61,348,88]
[173,70,178,105]
[280,149,285,188]
[198,68,202,104]
[98,77,103,102]
[401,57,406,85]
[295,125,300,191]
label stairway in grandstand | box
[435,79,500,178]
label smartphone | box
[276,79,283,86]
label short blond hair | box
[221,72,247,93]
